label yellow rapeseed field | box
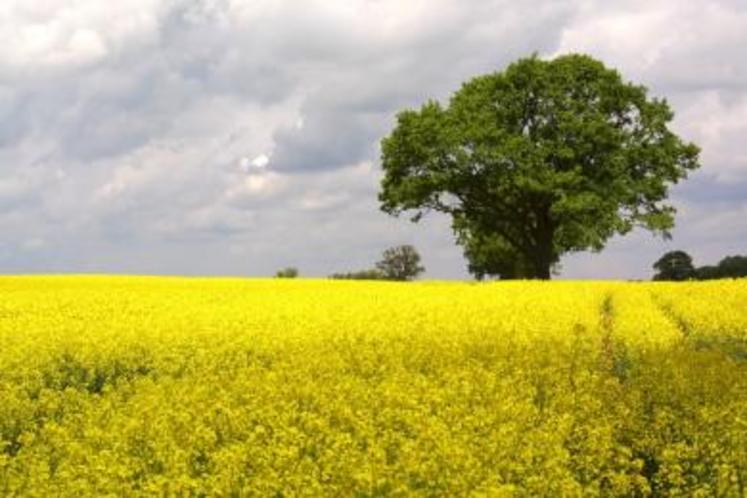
[0,276,745,496]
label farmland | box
[0,276,745,496]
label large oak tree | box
[379,54,700,279]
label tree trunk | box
[531,205,554,280]
[534,260,552,280]
[524,247,553,280]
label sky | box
[0,0,745,280]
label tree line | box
[277,245,425,281]
[278,247,747,282]
[652,251,747,281]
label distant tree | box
[715,255,747,278]
[329,269,386,280]
[695,254,747,280]
[275,267,299,278]
[652,251,695,281]
[375,245,425,281]
[695,265,720,280]
[379,53,700,280]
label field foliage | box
[0,277,746,496]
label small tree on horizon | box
[275,267,299,278]
[375,245,425,281]
[652,251,695,281]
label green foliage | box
[331,245,425,281]
[379,53,700,279]
[695,265,720,280]
[711,255,747,279]
[329,269,386,280]
[375,245,425,281]
[454,216,561,280]
[653,253,747,281]
[275,267,299,278]
[458,228,529,280]
[653,250,696,281]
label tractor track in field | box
[598,293,633,383]
[650,291,747,361]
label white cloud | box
[675,91,747,183]
[0,0,160,69]
[251,154,269,169]
[224,171,288,205]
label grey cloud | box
[268,0,577,172]
[269,109,383,172]
[0,0,745,279]
[674,172,747,204]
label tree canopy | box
[652,252,747,281]
[652,250,695,281]
[329,245,425,281]
[379,54,700,279]
[375,244,425,281]
[713,255,747,279]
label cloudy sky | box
[1,0,745,279]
